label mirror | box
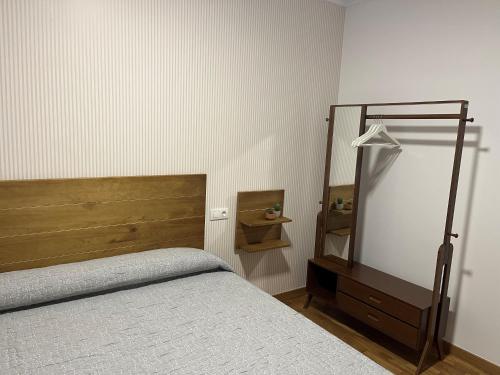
[321,106,362,264]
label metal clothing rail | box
[366,113,474,121]
[331,99,467,107]
[320,100,474,375]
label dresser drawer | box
[337,291,421,349]
[338,276,422,327]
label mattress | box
[0,248,388,374]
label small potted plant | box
[335,197,344,210]
[265,208,276,220]
[273,202,282,217]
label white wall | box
[338,0,500,364]
[0,0,344,294]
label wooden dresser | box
[306,257,449,351]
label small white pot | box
[335,203,344,210]
[274,210,281,217]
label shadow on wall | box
[355,124,488,341]
[364,147,402,192]
[238,248,291,278]
[234,113,327,281]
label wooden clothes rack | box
[319,100,473,374]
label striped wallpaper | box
[0,0,345,294]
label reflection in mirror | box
[324,107,361,261]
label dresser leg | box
[304,293,313,309]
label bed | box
[0,175,388,374]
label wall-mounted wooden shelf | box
[325,185,354,239]
[328,184,354,210]
[240,216,292,227]
[235,190,291,253]
[330,209,352,216]
[329,228,351,237]
[241,239,291,253]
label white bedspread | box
[0,249,388,374]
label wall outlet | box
[210,208,229,221]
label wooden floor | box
[276,290,495,375]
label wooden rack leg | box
[416,245,447,374]
[436,245,453,360]
[304,294,313,309]
[419,101,467,372]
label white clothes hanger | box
[351,117,401,148]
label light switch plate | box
[210,208,229,221]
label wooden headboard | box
[0,175,206,273]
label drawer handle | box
[368,296,382,304]
[367,314,379,322]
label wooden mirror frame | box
[315,105,367,267]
